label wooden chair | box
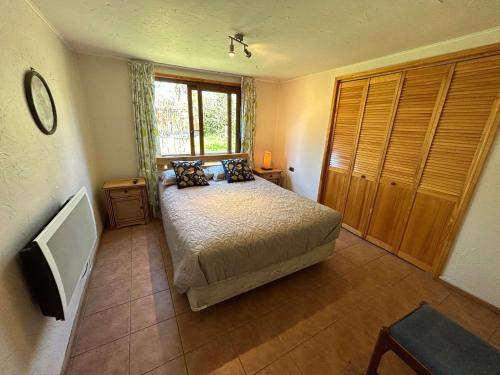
[366,302,500,375]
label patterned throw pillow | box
[221,158,255,183]
[171,160,209,189]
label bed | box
[157,154,342,311]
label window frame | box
[154,75,241,156]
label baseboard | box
[438,278,500,315]
[60,234,101,375]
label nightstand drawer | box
[109,187,142,198]
[111,196,145,226]
[262,173,279,180]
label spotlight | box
[244,46,252,58]
[227,33,252,59]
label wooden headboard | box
[156,153,249,171]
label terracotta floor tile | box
[273,270,322,299]
[397,271,451,305]
[170,289,191,315]
[336,229,361,250]
[132,250,165,278]
[313,277,362,317]
[264,304,316,350]
[315,252,357,279]
[176,305,232,352]
[68,336,129,375]
[360,285,423,326]
[366,254,417,282]
[255,353,301,375]
[378,351,416,375]
[84,278,131,316]
[146,356,188,375]
[164,257,175,285]
[130,318,183,375]
[93,252,131,273]
[132,238,162,259]
[245,281,289,316]
[340,254,413,298]
[289,332,350,375]
[337,241,386,266]
[185,337,244,375]
[265,290,343,351]
[131,290,175,332]
[95,242,132,268]
[68,220,497,375]
[215,292,261,328]
[131,268,169,300]
[73,303,130,355]
[132,225,149,239]
[229,317,287,374]
[322,308,385,373]
[89,258,131,289]
[137,245,165,262]
[132,236,161,254]
[101,227,132,245]
[436,292,500,341]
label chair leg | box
[366,328,390,375]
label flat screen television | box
[20,187,97,320]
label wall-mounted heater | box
[20,187,97,320]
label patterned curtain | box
[241,76,257,167]
[128,60,160,218]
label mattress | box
[159,176,342,293]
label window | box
[154,77,241,155]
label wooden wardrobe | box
[319,43,500,275]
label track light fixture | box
[228,33,252,58]
[244,46,252,58]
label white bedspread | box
[159,176,341,293]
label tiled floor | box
[67,221,500,375]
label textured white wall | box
[274,28,500,306]
[77,54,138,183]
[0,1,102,373]
[441,135,500,307]
[254,80,279,168]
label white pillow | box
[206,165,226,181]
[158,170,177,186]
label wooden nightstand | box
[103,178,149,229]
[253,167,283,186]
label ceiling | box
[31,0,500,80]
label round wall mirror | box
[24,69,57,135]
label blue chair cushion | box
[390,304,500,375]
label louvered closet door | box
[322,79,367,211]
[399,55,500,271]
[343,73,401,235]
[365,65,451,251]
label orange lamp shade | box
[262,151,272,170]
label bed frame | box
[184,240,336,310]
[156,153,338,310]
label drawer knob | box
[391,181,396,186]
[124,189,128,193]
[361,175,366,179]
